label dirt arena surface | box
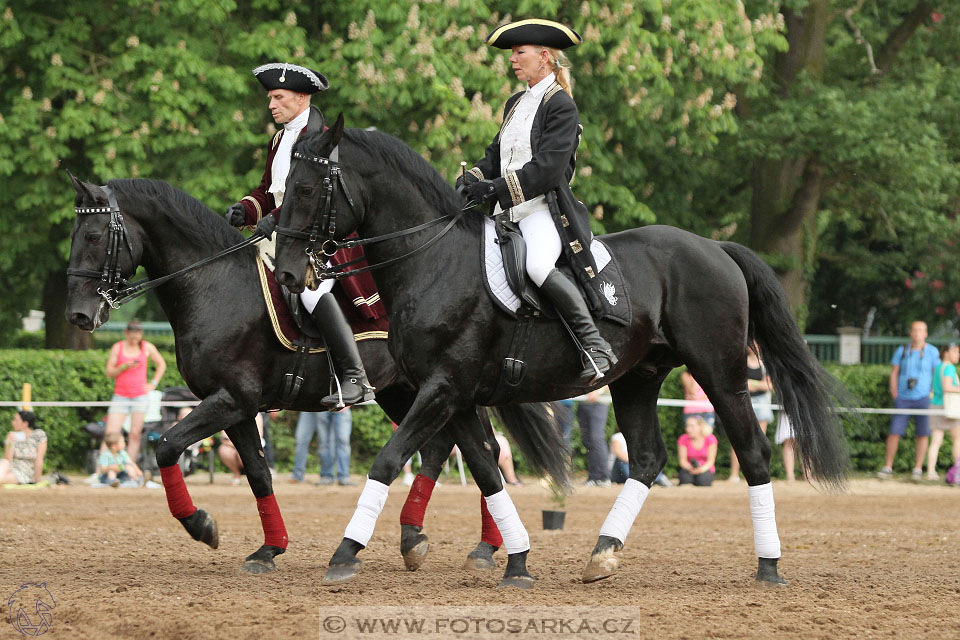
[2,475,958,639]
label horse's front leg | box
[225,418,288,574]
[583,374,667,583]
[322,382,455,585]
[155,389,255,553]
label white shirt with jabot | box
[493,72,556,222]
[269,107,311,207]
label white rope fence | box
[0,398,953,416]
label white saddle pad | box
[483,216,613,313]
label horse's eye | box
[296,184,314,197]
[85,232,102,244]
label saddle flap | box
[494,215,543,313]
[282,288,325,340]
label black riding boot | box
[539,269,618,382]
[311,294,375,408]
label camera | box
[907,378,918,390]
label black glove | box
[225,202,246,227]
[256,214,278,238]
[455,171,480,191]
[464,179,497,205]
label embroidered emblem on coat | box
[600,281,618,306]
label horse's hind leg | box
[583,371,668,583]
[446,409,533,589]
[706,384,786,584]
[227,418,288,574]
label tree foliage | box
[0,0,957,346]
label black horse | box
[64,174,569,575]
[272,116,850,588]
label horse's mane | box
[295,128,481,233]
[107,178,244,248]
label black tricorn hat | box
[252,63,329,94]
[485,19,583,50]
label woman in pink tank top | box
[103,320,167,465]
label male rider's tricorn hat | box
[485,19,583,50]
[252,62,329,94]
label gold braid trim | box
[255,256,387,352]
[241,196,262,221]
[543,82,562,104]
[505,171,524,206]
[468,166,485,181]
[499,98,521,136]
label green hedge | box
[1,349,951,478]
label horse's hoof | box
[179,509,219,549]
[322,562,362,585]
[755,557,787,585]
[498,575,536,589]
[462,541,498,570]
[402,538,429,572]
[463,555,497,570]
[582,549,619,583]
[240,558,276,574]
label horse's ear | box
[66,171,106,206]
[330,113,345,146]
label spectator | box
[730,343,774,482]
[680,369,715,429]
[578,387,611,487]
[925,342,960,480]
[878,320,940,481]
[555,398,575,449]
[0,411,46,485]
[677,415,718,487]
[219,413,265,486]
[291,409,354,486]
[495,432,522,486]
[774,413,798,482]
[609,430,672,487]
[103,320,166,465]
[98,432,142,487]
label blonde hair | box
[104,432,125,447]
[540,47,573,97]
[686,414,712,437]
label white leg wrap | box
[598,478,649,545]
[484,490,530,554]
[343,477,389,547]
[748,482,781,558]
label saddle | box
[484,216,632,326]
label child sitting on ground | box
[99,432,143,487]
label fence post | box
[837,327,862,365]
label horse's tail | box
[490,403,571,490]
[720,242,850,490]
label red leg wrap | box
[480,494,503,548]
[159,465,197,519]
[256,493,289,549]
[399,474,435,526]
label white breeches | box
[517,209,562,287]
[299,263,335,314]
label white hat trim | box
[252,63,326,90]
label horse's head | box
[274,113,362,293]
[65,172,143,331]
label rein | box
[68,185,265,309]
[275,145,462,282]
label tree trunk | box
[748,1,828,322]
[43,269,92,350]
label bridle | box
[67,184,264,309]
[66,185,135,309]
[275,144,462,282]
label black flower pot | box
[542,509,566,530]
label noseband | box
[66,185,133,309]
[275,145,462,282]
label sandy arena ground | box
[2,475,958,639]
